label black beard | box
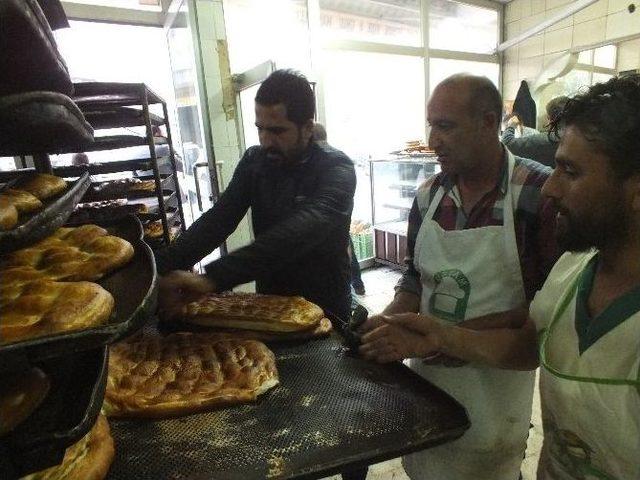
[556,200,629,252]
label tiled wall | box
[502,0,640,101]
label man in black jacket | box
[156,69,356,323]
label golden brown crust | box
[0,280,114,344]
[18,174,67,200]
[0,224,134,282]
[23,415,115,480]
[182,292,324,333]
[0,367,50,437]
[0,189,43,213]
[0,196,18,231]
[105,332,279,418]
[142,220,163,239]
[202,317,333,342]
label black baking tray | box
[107,334,470,480]
[0,347,108,479]
[0,215,157,372]
[0,171,90,253]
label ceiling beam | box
[61,2,166,27]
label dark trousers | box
[349,238,364,290]
[342,465,368,480]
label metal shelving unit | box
[71,82,186,246]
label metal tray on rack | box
[0,347,108,479]
[0,215,157,372]
[0,171,91,252]
[107,334,470,480]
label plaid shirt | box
[396,153,559,303]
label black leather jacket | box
[156,142,356,321]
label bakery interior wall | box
[502,0,640,126]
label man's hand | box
[358,313,443,363]
[507,115,521,129]
[358,313,388,334]
[157,270,216,321]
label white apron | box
[403,154,535,480]
[537,260,640,480]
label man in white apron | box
[529,75,640,479]
[359,74,559,480]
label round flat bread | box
[22,414,115,480]
[0,367,50,437]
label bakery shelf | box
[106,333,469,480]
[83,107,165,129]
[73,82,164,108]
[52,156,171,177]
[0,215,157,371]
[0,347,108,478]
[0,172,91,252]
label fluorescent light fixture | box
[496,0,598,53]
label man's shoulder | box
[312,142,354,167]
[512,155,552,188]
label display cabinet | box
[370,156,440,267]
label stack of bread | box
[0,174,67,231]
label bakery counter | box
[106,333,469,480]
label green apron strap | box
[540,273,640,387]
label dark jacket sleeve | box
[154,151,253,274]
[205,155,356,291]
[501,127,558,167]
[395,198,423,297]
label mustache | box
[263,147,284,157]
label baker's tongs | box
[338,304,368,350]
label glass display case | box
[370,156,440,267]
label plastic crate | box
[351,232,373,260]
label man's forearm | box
[437,319,539,370]
[458,307,528,330]
[383,291,420,315]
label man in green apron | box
[362,75,640,479]
[359,74,559,480]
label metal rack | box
[70,82,186,246]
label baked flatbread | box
[0,195,18,231]
[105,332,279,418]
[187,317,333,342]
[182,292,324,333]
[0,224,134,282]
[18,174,67,200]
[0,280,114,344]
[0,188,42,213]
[0,367,50,437]
[22,415,115,480]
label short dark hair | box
[549,75,640,178]
[438,74,502,129]
[255,69,315,127]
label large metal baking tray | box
[0,215,157,372]
[107,335,470,480]
[0,171,90,252]
[0,347,108,479]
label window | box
[323,50,425,230]
[224,0,311,73]
[319,0,421,47]
[429,0,498,54]
[429,58,499,93]
[62,0,161,10]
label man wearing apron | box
[529,76,640,479]
[360,74,558,480]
